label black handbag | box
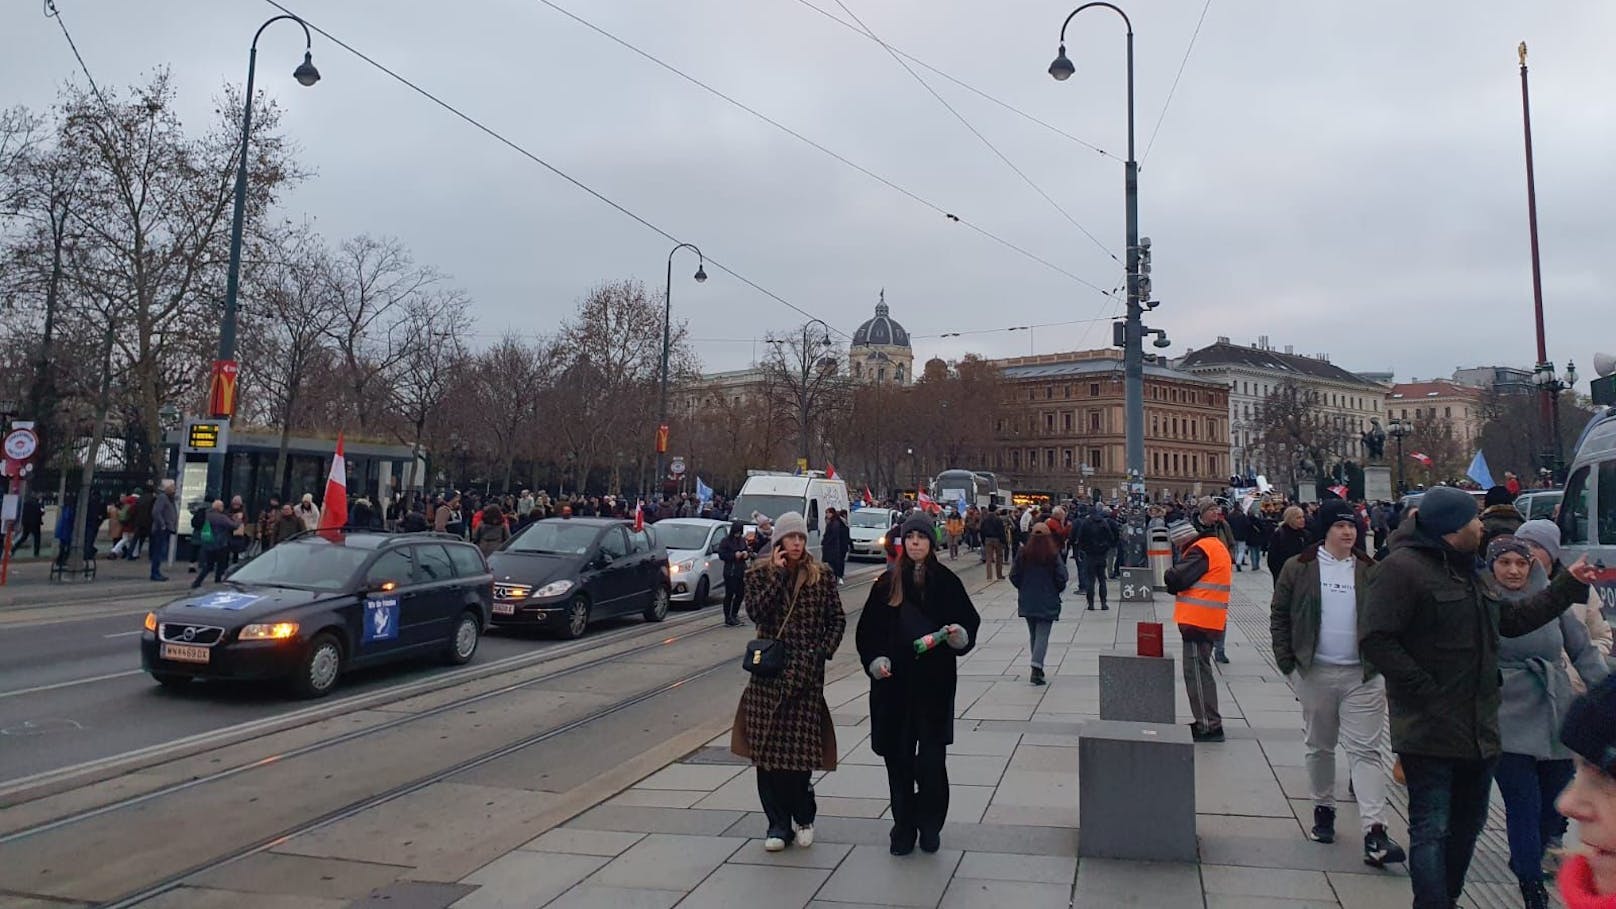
[742,582,800,677]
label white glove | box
[868,656,893,679]
[944,624,970,650]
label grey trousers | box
[1182,636,1223,732]
[1025,618,1053,669]
[1293,663,1390,831]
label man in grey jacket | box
[1271,499,1404,866]
[149,479,178,582]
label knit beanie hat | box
[1415,487,1479,537]
[1484,485,1515,508]
[1514,519,1561,565]
[900,513,936,543]
[1317,499,1356,530]
[1484,534,1531,565]
[1561,674,1616,776]
[1167,519,1197,547]
[774,511,808,541]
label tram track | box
[3,562,924,907]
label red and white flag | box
[1329,484,1350,500]
[1409,451,1434,468]
[863,485,875,507]
[633,501,645,532]
[317,433,348,535]
[824,462,837,480]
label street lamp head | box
[293,51,321,86]
[1048,44,1075,81]
[693,263,707,283]
[1565,359,1578,386]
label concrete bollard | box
[1098,651,1176,724]
[1078,720,1197,862]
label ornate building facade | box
[848,292,913,386]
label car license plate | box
[493,603,515,616]
[160,643,210,664]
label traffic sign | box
[3,427,38,461]
[669,457,686,476]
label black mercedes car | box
[487,517,669,638]
[140,531,492,698]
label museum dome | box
[852,297,910,349]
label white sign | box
[3,428,38,461]
[669,457,686,476]
[2,494,18,522]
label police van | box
[1559,408,1616,619]
[731,470,851,559]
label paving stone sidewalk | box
[429,559,1555,909]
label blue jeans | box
[1401,753,1497,909]
[148,531,170,578]
[1494,752,1574,884]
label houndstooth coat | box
[730,559,846,772]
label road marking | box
[103,630,144,638]
[0,669,143,699]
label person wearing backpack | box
[191,500,240,589]
[1076,506,1119,611]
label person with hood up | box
[1362,486,1600,909]
[1485,534,1609,909]
[730,512,845,853]
[1165,516,1233,742]
[1268,505,1313,580]
[1011,522,1065,686]
[856,512,981,856]
[1271,499,1406,866]
[716,521,752,626]
[1552,674,1616,909]
[1481,485,1526,550]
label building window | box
[1191,421,1198,440]
[1045,448,1056,468]
[1172,453,1180,474]
[1192,455,1200,474]
[1151,415,1160,436]
[895,364,905,383]
[1444,406,1452,418]
[1046,385,1054,400]
[1012,450,1021,469]
[996,419,1004,433]
[1171,417,1179,437]
[1064,385,1072,398]
[1090,383,1100,397]
[1063,449,1074,470]
[853,361,862,378]
[1089,411,1101,431]
[1088,448,1102,470]
[1209,454,1218,475]
[1045,412,1055,432]
[1063,412,1074,432]
[877,367,886,383]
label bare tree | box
[761,322,849,470]
[324,234,443,432]
[467,333,548,494]
[1251,379,1331,498]
[391,294,471,493]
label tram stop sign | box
[669,457,686,476]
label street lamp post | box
[1049,3,1164,506]
[1388,416,1413,495]
[1533,359,1577,481]
[1517,42,1561,481]
[1230,419,1245,480]
[205,15,320,500]
[657,243,706,497]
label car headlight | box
[144,612,157,633]
[239,622,300,641]
[876,535,886,546]
[670,558,696,574]
[534,579,575,599]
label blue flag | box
[695,476,713,504]
[1466,451,1495,489]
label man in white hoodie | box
[1270,499,1406,868]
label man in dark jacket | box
[716,521,751,626]
[980,509,1007,580]
[191,500,241,588]
[1362,486,1597,909]
[16,495,45,557]
[273,503,305,545]
[821,507,851,583]
[1075,506,1118,611]
[149,480,178,581]
[1271,499,1405,866]
[1226,504,1252,572]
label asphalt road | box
[0,594,711,785]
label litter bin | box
[1149,525,1172,590]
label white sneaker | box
[795,825,814,847]
[764,836,787,852]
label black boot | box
[889,826,916,856]
[1310,805,1336,844]
[1030,667,1046,686]
[1519,880,1548,909]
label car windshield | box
[849,511,890,528]
[732,494,802,523]
[227,541,371,591]
[654,524,713,551]
[506,521,600,555]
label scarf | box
[1560,855,1616,909]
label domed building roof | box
[852,293,910,349]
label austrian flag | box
[317,433,348,535]
[1409,451,1435,468]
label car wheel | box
[151,672,190,689]
[694,576,710,607]
[445,610,480,665]
[562,595,591,640]
[644,585,669,623]
[289,632,343,699]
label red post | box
[1519,43,1554,445]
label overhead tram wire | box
[529,0,1117,299]
[825,0,1119,264]
[43,0,117,117]
[1142,0,1215,162]
[789,0,1122,163]
[258,1,856,341]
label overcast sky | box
[7,0,1613,390]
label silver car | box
[652,518,730,606]
[847,508,900,561]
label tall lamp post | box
[1532,359,1576,481]
[1517,42,1564,482]
[657,243,706,495]
[1388,416,1413,495]
[206,15,320,499]
[1049,3,1166,506]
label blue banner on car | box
[363,597,400,644]
[185,591,263,611]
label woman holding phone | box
[856,513,982,855]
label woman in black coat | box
[716,521,751,627]
[1267,505,1312,580]
[855,514,982,856]
[1010,523,1066,686]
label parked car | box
[651,518,729,606]
[487,518,670,639]
[140,531,491,698]
[847,508,900,560]
[1514,489,1563,521]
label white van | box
[731,471,851,558]
[1558,409,1616,619]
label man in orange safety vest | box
[1165,506,1233,742]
